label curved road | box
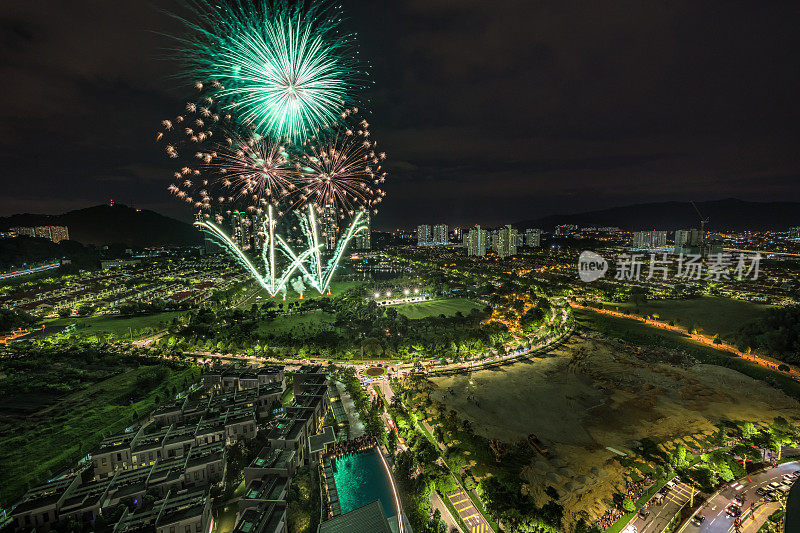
[678,461,798,533]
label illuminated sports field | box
[393,298,482,320]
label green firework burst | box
[174,0,366,143]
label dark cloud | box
[1,0,798,229]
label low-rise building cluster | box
[9,364,337,533]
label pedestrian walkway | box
[665,482,693,506]
[447,488,491,533]
[335,381,365,437]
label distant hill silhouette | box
[0,204,202,247]
[516,198,800,232]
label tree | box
[622,498,636,513]
[701,450,735,482]
[741,422,757,441]
[767,426,793,460]
[671,444,688,469]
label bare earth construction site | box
[428,330,800,527]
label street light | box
[374,292,380,298]
[386,291,392,297]
[403,289,409,296]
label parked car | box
[691,515,705,526]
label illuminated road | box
[629,480,696,533]
[678,461,798,533]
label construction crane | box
[690,201,709,258]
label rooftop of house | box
[242,475,289,503]
[266,417,307,442]
[232,503,285,533]
[248,446,295,471]
[317,500,392,533]
[12,476,77,515]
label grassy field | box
[235,280,365,309]
[394,298,482,320]
[600,296,772,338]
[46,311,186,339]
[254,295,481,336]
[0,363,198,507]
[256,309,336,336]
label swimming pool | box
[331,448,397,518]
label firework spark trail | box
[292,108,387,217]
[286,208,368,294]
[159,1,388,299]
[212,129,295,206]
[158,96,297,215]
[195,218,321,297]
[172,0,365,143]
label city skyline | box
[2,3,799,533]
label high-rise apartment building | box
[12,225,69,243]
[555,224,578,236]
[467,225,487,256]
[353,211,371,250]
[674,228,703,254]
[417,225,431,246]
[789,227,800,240]
[495,225,519,258]
[321,203,339,251]
[525,228,541,247]
[432,224,448,245]
[632,230,667,249]
[230,211,251,250]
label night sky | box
[1,1,799,229]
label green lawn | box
[256,309,336,336]
[394,298,482,320]
[238,280,365,308]
[47,311,186,339]
[0,364,198,507]
[600,296,772,339]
